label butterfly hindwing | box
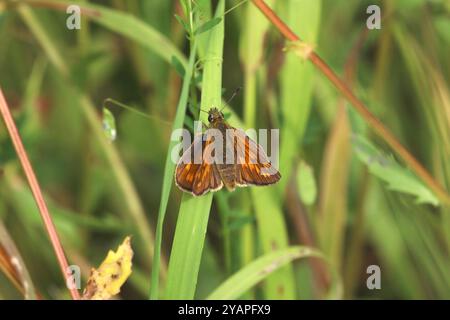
[233,128,281,187]
[175,133,223,196]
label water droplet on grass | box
[102,108,117,142]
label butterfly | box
[175,107,281,196]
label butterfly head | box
[207,107,224,124]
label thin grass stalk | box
[0,89,80,300]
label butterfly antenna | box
[188,101,209,114]
[221,86,242,112]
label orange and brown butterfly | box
[175,107,281,196]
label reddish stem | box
[0,89,80,300]
[252,0,450,205]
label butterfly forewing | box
[234,128,281,186]
[175,133,223,196]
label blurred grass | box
[0,0,449,300]
[240,0,296,299]
[17,5,158,276]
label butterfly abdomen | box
[216,164,236,191]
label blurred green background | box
[0,0,449,299]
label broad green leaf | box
[174,14,191,34]
[194,17,222,35]
[353,135,439,206]
[171,55,186,78]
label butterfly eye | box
[208,114,213,122]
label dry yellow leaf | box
[82,236,133,300]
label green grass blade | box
[277,0,321,192]
[317,106,350,271]
[244,0,321,299]
[239,0,273,127]
[238,1,275,297]
[164,195,214,299]
[150,41,198,299]
[251,188,296,299]
[165,0,225,300]
[28,0,187,67]
[206,246,323,300]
